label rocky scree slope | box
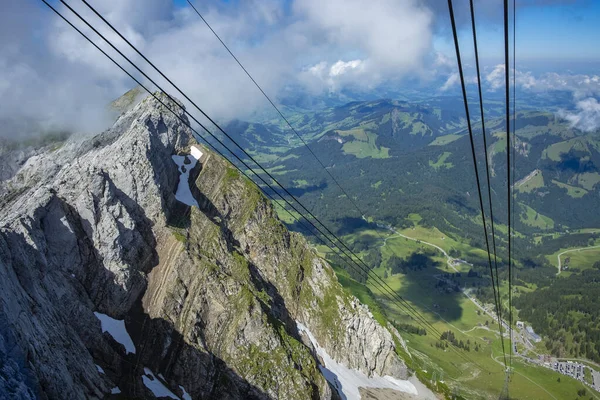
[0,93,409,399]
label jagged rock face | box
[0,93,408,399]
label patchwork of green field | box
[469,213,524,239]
[575,172,600,190]
[343,253,592,399]
[411,120,429,135]
[546,246,600,276]
[488,133,508,171]
[491,133,507,152]
[313,116,364,139]
[407,213,423,224]
[396,224,491,263]
[429,134,464,146]
[272,200,302,224]
[278,153,300,161]
[292,179,309,187]
[542,137,591,161]
[336,128,390,159]
[388,111,436,136]
[520,204,555,230]
[516,170,545,193]
[336,127,369,141]
[311,214,596,398]
[247,148,290,163]
[429,151,453,170]
[513,113,574,140]
[265,164,297,176]
[552,179,588,198]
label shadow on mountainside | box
[382,251,464,324]
[120,298,269,400]
[0,173,269,399]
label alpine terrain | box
[0,92,435,399]
[4,0,600,399]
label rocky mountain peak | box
[0,92,433,399]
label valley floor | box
[317,223,599,400]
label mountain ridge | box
[0,92,433,399]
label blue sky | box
[432,0,600,70]
[167,0,600,67]
[516,1,600,63]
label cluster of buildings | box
[553,361,586,381]
[516,321,542,343]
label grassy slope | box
[545,235,600,276]
[341,130,390,159]
[520,204,555,230]
[559,249,600,272]
[552,179,588,198]
[576,172,600,191]
[429,134,464,146]
[257,104,600,398]
[367,262,589,398]
[516,171,545,193]
[543,137,590,161]
[429,152,453,170]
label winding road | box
[376,222,600,395]
[377,224,531,352]
[556,245,600,275]
[375,223,457,271]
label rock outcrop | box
[0,92,411,399]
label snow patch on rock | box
[94,312,136,354]
[190,145,203,161]
[142,368,180,399]
[297,322,417,400]
[171,146,203,207]
[179,385,192,400]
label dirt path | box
[556,245,600,275]
[513,169,540,188]
[378,224,600,396]
[380,226,522,345]
[378,224,457,272]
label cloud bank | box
[559,98,600,132]
[2,0,598,138]
[1,0,436,137]
[483,64,600,97]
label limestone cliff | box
[0,93,421,399]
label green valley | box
[227,98,600,399]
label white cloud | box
[330,60,364,77]
[439,70,478,92]
[482,65,600,131]
[434,52,454,68]
[1,0,438,138]
[440,72,459,91]
[303,59,368,92]
[485,64,600,98]
[559,98,600,132]
[2,0,596,140]
[294,0,433,92]
[485,65,506,91]
[295,0,432,70]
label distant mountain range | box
[225,98,600,261]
